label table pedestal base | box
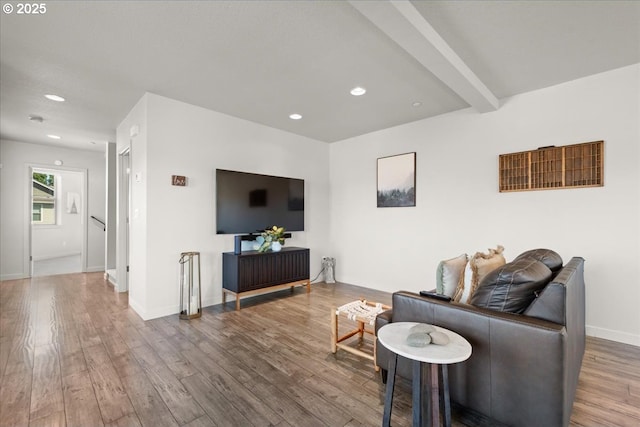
[382,354,451,427]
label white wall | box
[0,139,106,279]
[117,93,330,320]
[31,168,84,260]
[330,64,640,346]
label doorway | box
[116,148,130,292]
[28,165,87,277]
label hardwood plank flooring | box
[0,272,639,426]
[62,370,104,427]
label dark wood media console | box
[222,247,310,310]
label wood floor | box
[1,273,639,427]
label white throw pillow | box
[435,254,467,297]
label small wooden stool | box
[331,299,391,371]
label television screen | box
[216,169,304,234]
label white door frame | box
[115,147,130,292]
[25,164,88,277]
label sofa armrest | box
[375,309,393,334]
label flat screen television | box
[216,169,304,234]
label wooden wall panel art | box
[499,141,603,192]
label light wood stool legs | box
[331,309,338,353]
[331,300,389,372]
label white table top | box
[377,322,472,364]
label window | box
[32,203,43,222]
[32,172,56,225]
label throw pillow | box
[452,245,506,303]
[452,261,473,303]
[435,254,467,297]
[469,245,506,297]
[470,258,553,313]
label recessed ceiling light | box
[45,94,65,102]
[412,101,422,107]
[350,87,366,96]
[47,134,61,140]
[289,113,302,120]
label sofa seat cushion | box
[470,258,552,313]
[513,248,563,273]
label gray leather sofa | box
[375,253,586,427]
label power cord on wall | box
[310,257,336,284]
[310,266,326,284]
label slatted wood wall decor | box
[499,141,604,192]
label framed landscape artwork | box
[377,152,416,207]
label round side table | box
[377,322,472,427]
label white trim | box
[129,297,217,321]
[116,147,130,293]
[129,298,218,321]
[140,304,182,321]
[202,297,217,309]
[25,166,32,277]
[105,269,117,287]
[586,325,640,347]
[128,297,147,319]
[32,251,81,261]
[25,164,89,278]
[0,273,29,281]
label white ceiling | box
[1,1,639,152]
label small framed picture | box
[377,152,416,207]
[172,175,187,186]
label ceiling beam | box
[349,0,499,113]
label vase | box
[271,242,282,252]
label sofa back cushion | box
[513,248,563,273]
[470,258,553,313]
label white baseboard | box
[130,297,219,321]
[0,273,28,281]
[106,274,117,287]
[586,325,640,347]
[86,265,105,273]
[202,296,217,308]
[129,300,180,320]
[33,251,81,261]
[128,298,147,320]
